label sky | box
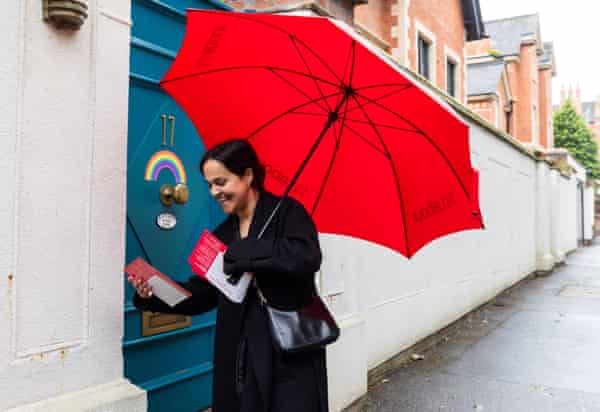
[479,0,600,104]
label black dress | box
[133,191,329,412]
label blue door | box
[123,1,231,411]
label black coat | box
[134,191,329,412]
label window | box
[418,36,431,79]
[444,46,462,102]
[415,21,436,85]
[446,60,457,97]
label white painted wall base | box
[535,162,553,273]
[584,186,595,241]
[327,315,367,412]
[553,251,566,264]
[5,379,146,412]
[536,254,555,273]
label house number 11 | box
[160,114,176,147]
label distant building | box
[466,14,557,149]
[354,0,486,104]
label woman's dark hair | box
[200,139,266,191]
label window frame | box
[414,20,436,84]
[446,59,457,97]
[444,45,462,101]
[418,36,431,79]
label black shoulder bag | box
[255,197,340,354]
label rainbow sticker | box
[144,150,187,184]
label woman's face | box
[203,159,253,215]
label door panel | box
[124,1,230,410]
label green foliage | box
[553,99,600,179]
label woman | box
[128,139,328,412]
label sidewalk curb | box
[340,396,367,412]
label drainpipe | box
[505,99,514,135]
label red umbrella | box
[160,10,484,258]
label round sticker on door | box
[156,212,177,230]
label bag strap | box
[257,196,285,240]
[254,196,287,306]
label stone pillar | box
[584,185,595,245]
[549,169,565,264]
[535,161,553,274]
[1,1,145,410]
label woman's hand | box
[127,274,154,299]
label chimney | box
[575,84,582,114]
[568,84,573,102]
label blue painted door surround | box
[123,1,231,411]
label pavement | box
[364,239,600,412]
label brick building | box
[224,0,359,24]
[584,101,600,159]
[466,14,557,149]
[225,0,486,104]
[354,0,485,104]
[465,59,512,132]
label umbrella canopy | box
[161,10,484,258]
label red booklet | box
[188,229,251,303]
[124,258,191,307]
[187,229,227,277]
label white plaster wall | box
[535,161,553,271]
[584,186,595,241]
[0,1,144,410]
[561,176,579,254]
[556,152,585,252]
[567,153,587,182]
[324,120,542,410]
[549,169,565,263]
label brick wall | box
[538,68,553,148]
[514,43,539,145]
[224,0,355,23]
[467,21,555,148]
[466,38,492,57]
[497,79,508,132]
[467,78,508,131]
[468,98,496,126]
[406,0,466,102]
[357,0,468,103]
[505,60,519,136]
[354,0,393,51]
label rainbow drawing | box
[144,150,187,184]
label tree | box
[553,99,600,179]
